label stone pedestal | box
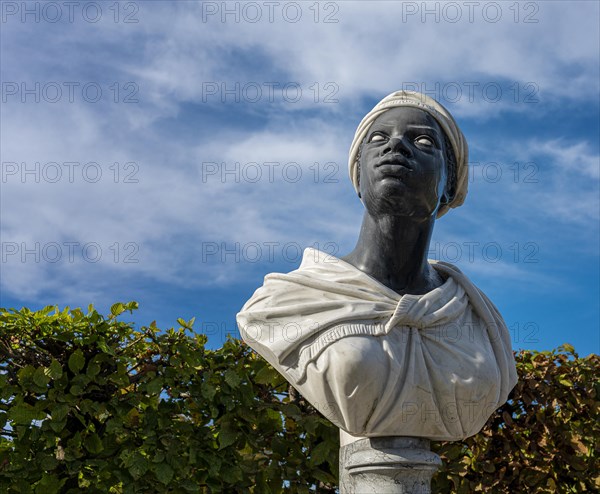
[339,436,441,494]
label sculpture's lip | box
[376,156,413,170]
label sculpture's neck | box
[342,213,440,295]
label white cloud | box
[1,0,598,305]
[6,1,597,122]
[525,139,599,179]
[138,1,599,116]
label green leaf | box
[97,339,115,355]
[309,441,329,467]
[201,382,216,400]
[311,468,336,485]
[9,403,45,424]
[39,453,58,470]
[224,369,241,389]
[17,365,35,385]
[154,463,174,484]
[70,384,84,396]
[34,473,65,493]
[129,455,149,479]
[271,435,288,457]
[48,359,63,379]
[84,433,104,454]
[177,317,195,330]
[266,408,282,423]
[68,349,85,373]
[50,418,67,433]
[86,361,101,378]
[123,408,140,428]
[220,465,243,484]
[33,367,50,387]
[51,403,69,422]
[218,430,237,449]
[110,303,125,316]
[147,378,163,395]
[254,365,280,385]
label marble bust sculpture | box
[237,91,518,442]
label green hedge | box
[0,303,597,493]
[432,342,599,493]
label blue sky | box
[1,1,598,357]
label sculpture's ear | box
[356,143,363,198]
[440,181,455,206]
[440,136,457,206]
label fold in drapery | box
[237,248,517,440]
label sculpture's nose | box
[383,136,412,158]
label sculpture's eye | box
[369,133,387,143]
[415,136,434,147]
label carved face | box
[358,107,449,218]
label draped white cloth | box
[237,248,518,441]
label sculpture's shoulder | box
[239,247,371,313]
[238,249,334,312]
[236,247,405,372]
[430,259,504,319]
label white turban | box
[348,90,469,218]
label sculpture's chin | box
[362,191,440,220]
